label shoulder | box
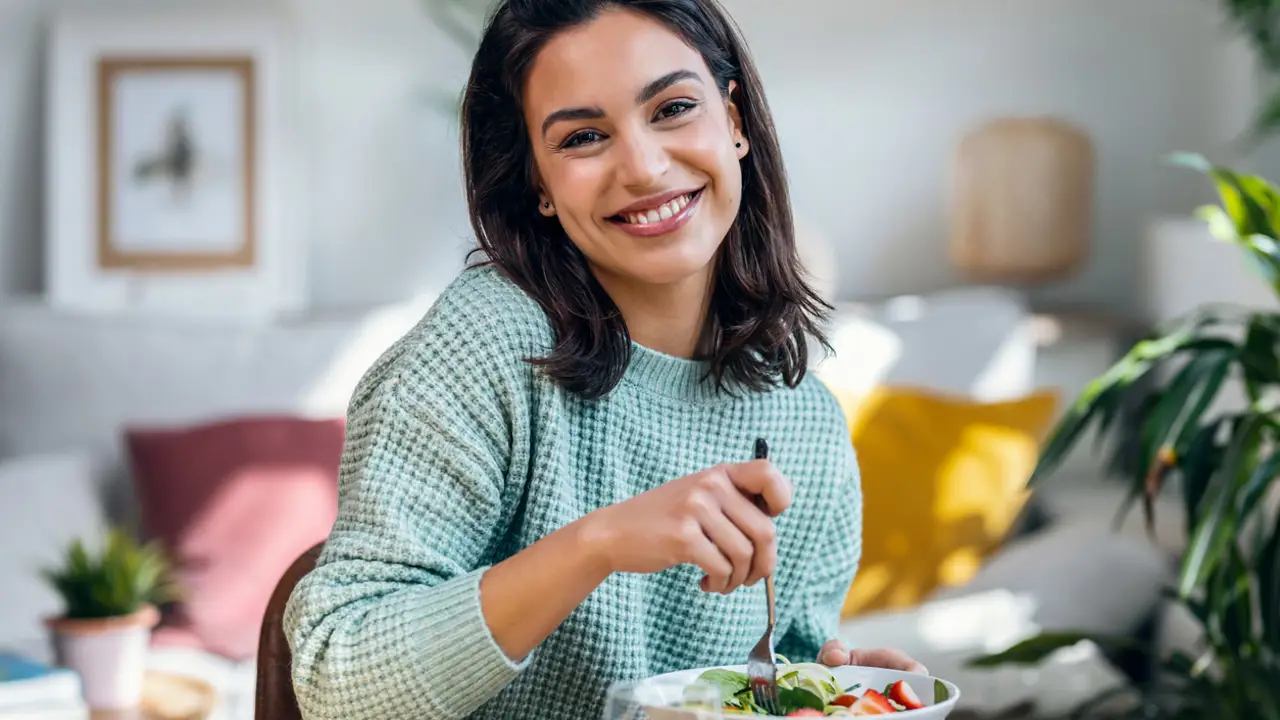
[421,262,553,351]
[350,264,553,409]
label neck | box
[592,264,714,359]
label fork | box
[746,437,781,716]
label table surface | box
[89,671,216,720]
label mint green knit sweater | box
[283,265,863,720]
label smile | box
[608,188,704,237]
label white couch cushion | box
[817,286,1036,401]
[929,520,1173,632]
[0,299,430,465]
[0,453,108,658]
[840,520,1171,716]
[839,590,1130,716]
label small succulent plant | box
[43,528,180,620]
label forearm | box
[286,562,527,720]
[480,511,614,661]
[286,510,614,720]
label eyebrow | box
[539,69,703,139]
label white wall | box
[0,0,1259,312]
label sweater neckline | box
[621,341,732,403]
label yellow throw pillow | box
[835,386,1059,618]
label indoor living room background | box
[2,0,1279,719]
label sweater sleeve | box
[776,440,862,663]
[283,282,537,720]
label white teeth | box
[621,192,695,225]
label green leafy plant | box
[43,528,179,620]
[1218,0,1280,144]
[969,154,1280,719]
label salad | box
[689,661,945,716]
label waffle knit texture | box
[283,264,863,720]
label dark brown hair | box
[460,0,831,399]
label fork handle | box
[752,438,777,630]
[763,575,776,630]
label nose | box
[614,127,670,189]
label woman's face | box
[523,8,750,291]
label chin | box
[618,233,722,287]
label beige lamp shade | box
[949,116,1095,283]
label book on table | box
[0,651,87,719]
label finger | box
[818,639,851,666]
[712,483,777,586]
[684,524,734,594]
[696,505,755,592]
[850,648,928,675]
[721,460,793,516]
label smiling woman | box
[462,0,822,398]
[281,2,920,720]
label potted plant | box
[969,153,1280,719]
[42,528,178,709]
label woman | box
[284,1,923,718]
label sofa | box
[0,282,1182,719]
[816,291,1183,718]
[0,296,436,720]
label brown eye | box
[655,100,696,121]
[563,129,606,148]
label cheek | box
[682,123,741,212]
[548,160,609,226]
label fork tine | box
[750,680,772,715]
[749,672,781,716]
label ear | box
[726,80,749,159]
[537,191,556,217]
[531,168,556,216]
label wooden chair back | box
[254,542,323,720]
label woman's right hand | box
[583,459,793,595]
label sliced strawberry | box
[785,710,825,717]
[831,693,859,708]
[887,680,924,710]
[847,688,897,715]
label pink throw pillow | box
[125,415,345,661]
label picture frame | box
[46,11,303,321]
[96,55,257,273]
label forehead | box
[524,8,709,113]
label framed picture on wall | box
[46,11,303,321]
[97,56,257,273]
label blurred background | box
[1,1,1279,719]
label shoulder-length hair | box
[460,0,831,400]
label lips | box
[609,188,703,226]
[608,188,704,238]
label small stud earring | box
[735,141,742,148]
[543,201,551,209]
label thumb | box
[818,638,851,666]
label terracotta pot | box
[46,604,160,709]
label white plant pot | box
[47,605,159,710]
